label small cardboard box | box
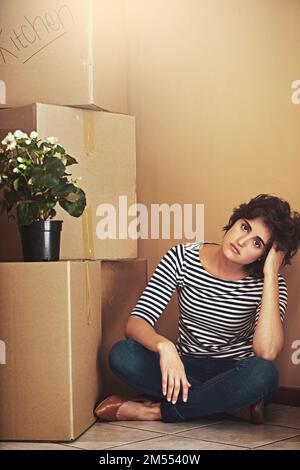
[0,260,102,441]
[0,103,137,261]
[100,258,148,399]
[0,0,127,113]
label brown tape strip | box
[82,205,94,259]
[81,110,95,258]
[85,262,92,326]
[83,110,95,157]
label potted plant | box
[0,130,86,261]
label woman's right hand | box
[158,342,192,404]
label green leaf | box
[30,157,65,189]
[55,145,66,155]
[16,202,40,225]
[50,180,69,197]
[53,183,77,198]
[65,154,78,166]
[30,166,45,187]
[65,192,79,203]
[13,178,19,191]
[43,173,61,188]
[44,157,65,176]
[59,187,86,217]
[42,200,57,219]
[49,208,56,219]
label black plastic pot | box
[19,220,63,262]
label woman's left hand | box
[263,243,286,276]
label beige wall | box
[124,0,300,387]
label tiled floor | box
[1,404,300,450]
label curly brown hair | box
[222,194,300,278]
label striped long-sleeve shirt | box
[130,241,288,360]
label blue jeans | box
[108,339,279,423]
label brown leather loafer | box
[94,394,157,421]
[227,399,264,424]
[94,395,130,421]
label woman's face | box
[222,216,272,266]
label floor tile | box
[106,433,245,450]
[256,435,300,450]
[264,406,300,429]
[174,420,300,449]
[265,403,288,413]
[107,416,223,434]
[0,442,78,450]
[61,422,165,450]
[3,405,299,451]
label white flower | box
[30,131,39,139]
[46,136,58,145]
[1,132,15,145]
[7,141,17,151]
[13,168,19,173]
[71,176,82,185]
[17,157,23,163]
[43,146,51,153]
[25,139,31,145]
[14,130,28,139]
[18,164,27,170]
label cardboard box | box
[0,0,127,113]
[0,260,102,441]
[275,266,300,390]
[100,258,148,400]
[0,103,137,261]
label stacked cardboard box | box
[0,261,102,441]
[100,259,148,399]
[0,103,137,261]
[0,0,127,113]
[0,0,148,441]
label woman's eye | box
[241,223,261,248]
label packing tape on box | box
[82,111,95,259]
[85,262,92,325]
[82,206,95,259]
[83,110,95,157]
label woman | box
[95,194,300,423]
